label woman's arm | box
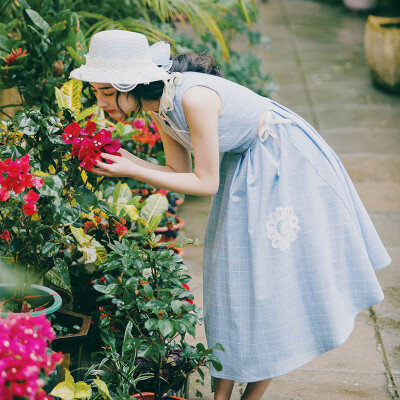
[92,86,221,196]
[120,113,192,173]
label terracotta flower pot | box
[364,15,400,93]
[172,247,184,257]
[131,393,186,400]
[155,217,185,234]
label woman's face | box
[89,82,137,120]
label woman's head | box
[72,30,223,120]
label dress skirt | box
[202,100,392,382]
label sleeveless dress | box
[152,71,392,382]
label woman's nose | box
[97,97,108,108]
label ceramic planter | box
[0,283,62,317]
[50,286,74,311]
[51,309,92,380]
[364,15,400,93]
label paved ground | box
[176,0,400,399]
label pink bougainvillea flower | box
[133,118,146,130]
[23,202,37,216]
[157,189,168,196]
[0,313,62,399]
[62,120,121,171]
[0,155,43,202]
[150,119,159,133]
[82,118,97,135]
[62,121,81,143]
[23,189,40,204]
[0,229,10,241]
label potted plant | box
[364,15,400,93]
[0,106,121,314]
[91,232,224,400]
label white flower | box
[266,207,300,252]
[142,268,152,279]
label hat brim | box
[69,63,170,86]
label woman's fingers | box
[100,152,119,162]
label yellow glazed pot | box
[364,15,400,93]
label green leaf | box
[208,354,223,371]
[66,45,85,66]
[49,381,75,400]
[109,182,139,219]
[41,242,60,258]
[93,377,112,399]
[73,381,92,398]
[54,202,81,225]
[0,145,26,159]
[140,193,168,224]
[171,300,182,314]
[215,342,225,352]
[144,318,158,331]
[25,9,51,33]
[42,175,63,196]
[9,238,23,253]
[143,283,153,299]
[70,226,107,264]
[55,79,83,114]
[158,319,173,337]
[196,343,206,353]
[45,258,71,291]
[105,283,118,295]
[75,187,98,212]
[76,105,98,123]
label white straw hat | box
[69,30,172,92]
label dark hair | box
[115,51,223,120]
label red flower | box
[22,189,40,216]
[3,48,27,73]
[62,121,81,144]
[23,202,37,216]
[23,189,40,204]
[183,284,193,304]
[114,223,127,237]
[82,119,97,135]
[63,120,121,171]
[83,221,96,233]
[0,229,10,241]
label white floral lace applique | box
[266,207,300,252]
[158,72,183,120]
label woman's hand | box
[91,153,139,178]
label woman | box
[70,30,391,400]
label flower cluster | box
[0,313,63,400]
[62,119,121,171]
[83,216,127,238]
[0,154,43,211]
[2,48,27,73]
[131,118,161,148]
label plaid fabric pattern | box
[163,72,391,382]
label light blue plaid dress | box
[153,71,392,382]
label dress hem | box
[209,291,386,383]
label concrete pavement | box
[177,0,400,398]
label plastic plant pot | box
[0,283,62,317]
